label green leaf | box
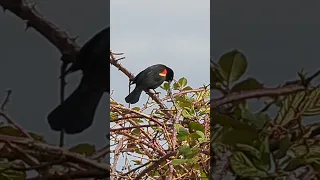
[171,158,188,165]
[162,82,170,90]
[221,129,259,147]
[132,128,140,135]
[182,109,194,118]
[312,161,320,172]
[173,82,180,90]
[178,145,199,158]
[132,107,140,111]
[235,144,260,159]
[0,163,26,180]
[132,160,142,165]
[274,136,291,159]
[304,151,320,164]
[218,49,248,83]
[0,126,23,137]
[211,60,227,85]
[241,109,270,129]
[178,77,188,88]
[284,157,306,171]
[275,88,320,125]
[258,136,270,172]
[189,122,205,133]
[110,112,118,121]
[69,143,96,156]
[200,169,209,180]
[231,78,263,92]
[175,124,190,141]
[195,131,205,139]
[176,97,192,109]
[28,132,45,142]
[230,151,267,177]
[212,113,258,133]
[284,150,320,171]
[183,86,193,91]
[133,117,143,123]
[172,157,199,165]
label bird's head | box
[158,66,174,83]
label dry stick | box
[160,88,206,102]
[90,144,110,160]
[110,104,164,128]
[0,0,81,147]
[0,89,12,110]
[59,62,68,147]
[121,161,152,176]
[110,124,169,132]
[0,91,33,139]
[211,84,309,109]
[116,131,165,156]
[0,134,110,172]
[0,0,79,61]
[27,169,109,180]
[10,159,63,171]
[110,52,207,178]
[211,68,320,108]
[112,136,125,174]
[133,151,177,180]
[111,115,146,123]
[6,140,40,167]
[0,0,111,178]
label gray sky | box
[211,1,320,84]
[110,0,210,171]
[2,0,320,177]
[110,0,210,106]
[211,2,320,125]
[212,1,320,100]
[0,1,110,147]
[211,2,320,179]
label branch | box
[27,170,109,180]
[133,151,177,180]
[0,90,33,139]
[1,89,12,110]
[211,84,307,108]
[0,0,79,63]
[0,134,110,172]
[211,64,320,109]
[110,104,164,128]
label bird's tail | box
[47,87,104,134]
[125,88,142,104]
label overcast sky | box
[110,0,210,106]
[110,0,210,171]
[0,1,109,147]
[211,1,320,123]
[211,2,320,179]
[2,0,320,177]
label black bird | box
[125,64,174,104]
[47,26,110,134]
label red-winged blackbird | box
[125,64,174,104]
[47,27,109,134]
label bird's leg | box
[152,89,161,97]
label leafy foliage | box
[211,49,320,179]
[110,75,210,179]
